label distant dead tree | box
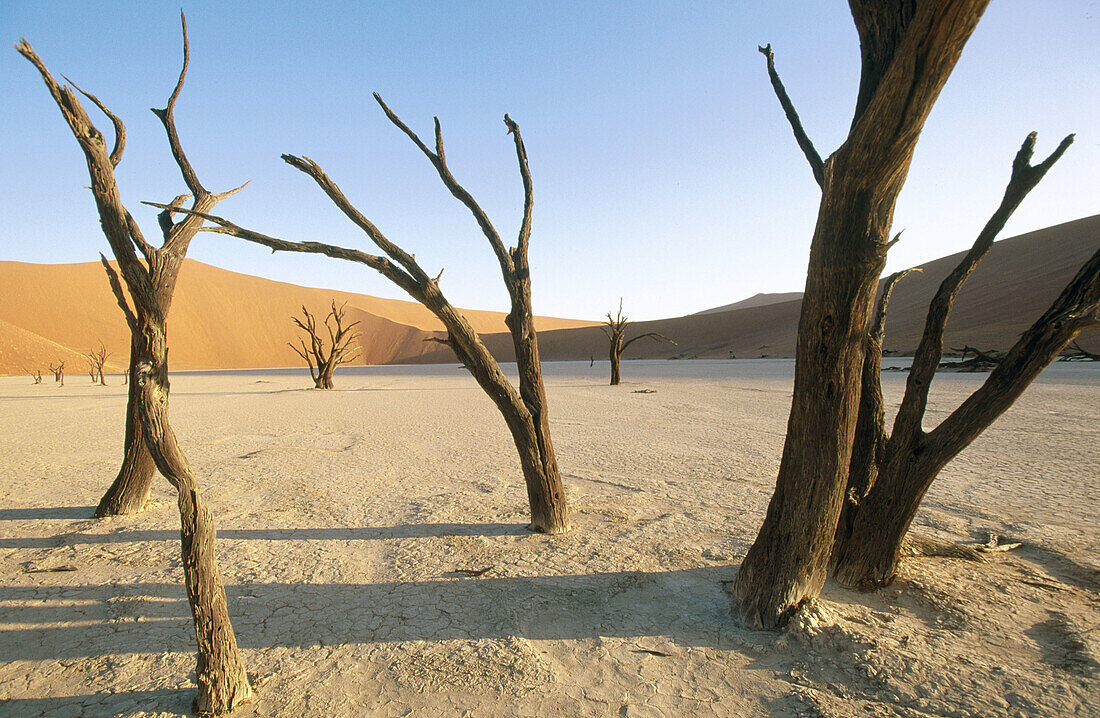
[48,360,65,386]
[24,367,43,384]
[85,341,110,385]
[290,301,361,389]
[732,3,996,629]
[602,299,674,385]
[18,15,252,713]
[163,95,572,534]
[830,134,1097,590]
[1061,340,1099,361]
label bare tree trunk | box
[830,133,1084,589]
[731,2,990,629]
[18,19,253,712]
[833,247,1099,588]
[134,333,253,714]
[95,339,157,517]
[180,100,572,534]
[832,269,915,556]
[602,300,673,386]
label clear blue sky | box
[3,1,1098,321]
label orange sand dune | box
[2,216,1096,374]
[0,259,595,374]
[411,215,1099,364]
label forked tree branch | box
[891,132,1074,443]
[63,75,126,167]
[925,245,1100,462]
[144,201,424,299]
[372,93,516,281]
[758,44,824,188]
[151,11,206,199]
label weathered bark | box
[731,1,990,629]
[18,18,253,712]
[95,336,158,517]
[832,268,917,556]
[602,299,674,386]
[289,301,361,389]
[172,99,572,534]
[832,135,1092,590]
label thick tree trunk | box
[833,247,1100,588]
[609,346,622,385]
[731,195,887,627]
[134,333,253,714]
[18,25,253,712]
[731,1,990,628]
[94,339,157,517]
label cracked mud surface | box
[1,360,1098,716]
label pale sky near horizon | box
[3,1,1098,321]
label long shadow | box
[0,688,192,717]
[0,507,96,521]
[0,522,526,549]
[0,565,738,661]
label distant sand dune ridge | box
[0,215,1096,375]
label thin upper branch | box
[505,113,534,263]
[758,44,824,189]
[63,75,126,167]
[621,332,676,352]
[150,11,207,198]
[870,268,921,342]
[372,93,515,280]
[145,202,423,298]
[892,132,1074,444]
[279,154,429,285]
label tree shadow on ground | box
[0,563,745,661]
[0,506,97,520]
[0,689,192,718]
[0,522,527,549]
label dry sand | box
[0,360,1098,717]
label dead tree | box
[18,17,253,714]
[290,301,361,389]
[85,341,111,385]
[160,95,572,534]
[1061,340,1100,361]
[602,299,674,385]
[731,2,991,629]
[25,367,43,384]
[48,360,65,386]
[830,134,1096,590]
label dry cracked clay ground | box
[1,359,1097,717]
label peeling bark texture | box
[95,337,157,517]
[174,98,571,534]
[602,299,675,385]
[731,0,990,629]
[832,135,1093,590]
[289,301,361,389]
[17,16,253,712]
